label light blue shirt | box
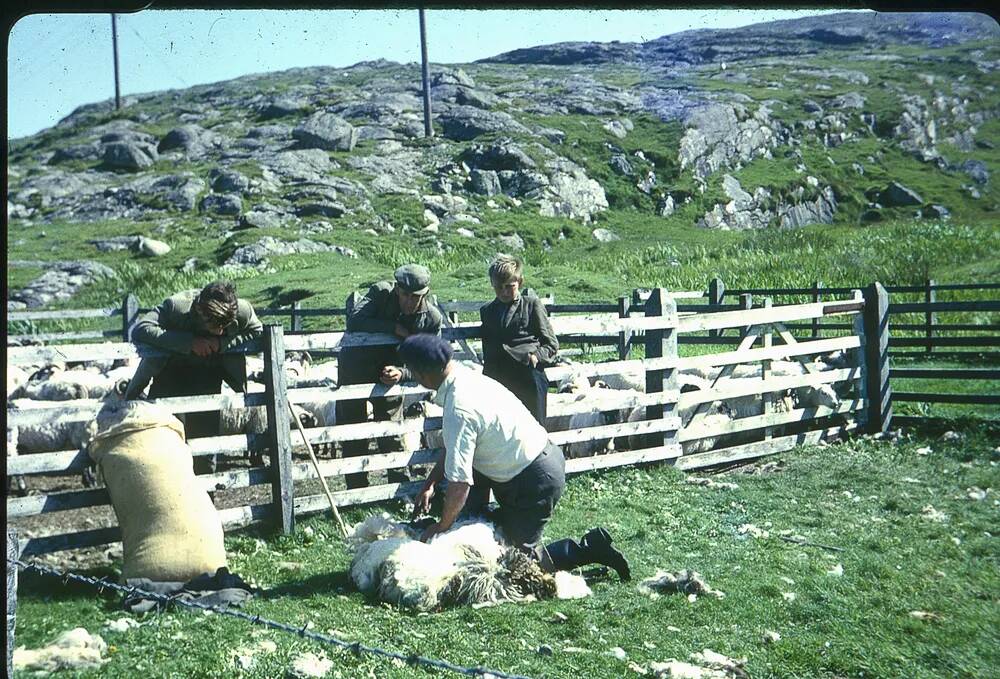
[432,364,549,484]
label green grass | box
[13,426,999,678]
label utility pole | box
[418,9,433,138]
[111,14,122,110]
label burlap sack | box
[87,401,227,582]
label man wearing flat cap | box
[124,281,264,472]
[399,334,631,581]
[338,264,444,489]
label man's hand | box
[191,336,220,357]
[380,365,403,386]
[420,521,447,543]
[394,323,411,339]
[411,485,435,519]
[529,353,539,368]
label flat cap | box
[398,334,453,372]
[394,263,431,294]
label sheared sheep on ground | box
[348,513,590,611]
[12,628,109,674]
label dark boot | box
[543,527,631,581]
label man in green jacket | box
[125,281,264,472]
[338,264,443,489]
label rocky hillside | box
[6,11,999,311]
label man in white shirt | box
[398,334,630,580]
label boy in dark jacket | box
[479,254,558,424]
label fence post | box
[925,278,935,355]
[617,294,631,360]
[812,281,823,339]
[291,301,303,333]
[738,293,753,340]
[6,528,16,678]
[862,282,892,435]
[644,289,679,451]
[708,277,724,338]
[762,297,773,440]
[448,299,460,326]
[851,289,867,427]
[263,325,295,535]
[121,293,138,341]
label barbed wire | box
[9,557,532,679]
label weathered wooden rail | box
[5,282,894,558]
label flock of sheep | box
[6,345,853,495]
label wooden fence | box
[6,285,884,557]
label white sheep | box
[20,365,134,401]
[348,513,586,611]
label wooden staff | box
[288,401,349,538]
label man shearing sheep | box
[401,334,631,580]
[338,264,443,489]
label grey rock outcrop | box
[158,125,214,157]
[200,193,243,215]
[469,169,502,196]
[102,141,158,171]
[8,260,115,308]
[497,233,525,251]
[679,103,785,181]
[438,106,530,141]
[225,237,357,266]
[210,168,251,193]
[878,181,924,207]
[459,139,537,172]
[292,112,358,151]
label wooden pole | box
[291,300,302,333]
[6,528,16,678]
[762,297,773,440]
[739,293,753,340]
[121,293,138,341]
[643,289,679,450]
[111,14,122,111]
[418,9,433,138]
[862,282,892,434]
[925,278,935,355]
[263,325,295,534]
[617,294,631,360]
[288,401,349,538]
[708,277,724,338]
[812,281,823,339]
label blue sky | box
[7,8,845,139]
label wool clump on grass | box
[648,648,748,678]
[13,627,110,674]
[638,570,726,600]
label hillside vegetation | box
[6,11,999,319]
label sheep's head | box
[557,373,590,394]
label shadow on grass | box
[17,564,123,611]
[263,569,355,599]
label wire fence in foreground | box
[9,557,532,679]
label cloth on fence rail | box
[122,566,254,614]
[87,400,228,582]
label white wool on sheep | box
[598,369,645,393]
[554,571,592,599]
[13,627,109,673]
[349,513,575,611]
[7,365,31,399]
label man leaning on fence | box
[124,281,263,472]
[338,264,443,489]
[401,334,631,581]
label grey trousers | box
[466,442,566,556]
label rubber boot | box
[543,527,631,581]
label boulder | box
[609,154,634,176]
[8,260,115,308]
[459,140,537,172]
[960,159,989,185]
[455,87,499,109]
[497,233,525,251]
[657,194,675,217]
[592,228,620,242]
[295,202,346,218]
[225,237,357,267]
[259,97,308,120]
[831,92,866,109]
[209,168,251,193]
[102,142,158,171]
[138,237,171,257]
[238,209,288,230]
[923,204,950,219]
[49,143,101,164]
[431,68,475,88]
[146,174,206,211]
[879,181,924,207]
[603,120,629,139]
[469,169,502,196]
[200,193,243,216]
[438,106,530,141]
[157,125,211,155]
[292,112,358,151]
[538,172,609,222]
[356,125,396,141]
